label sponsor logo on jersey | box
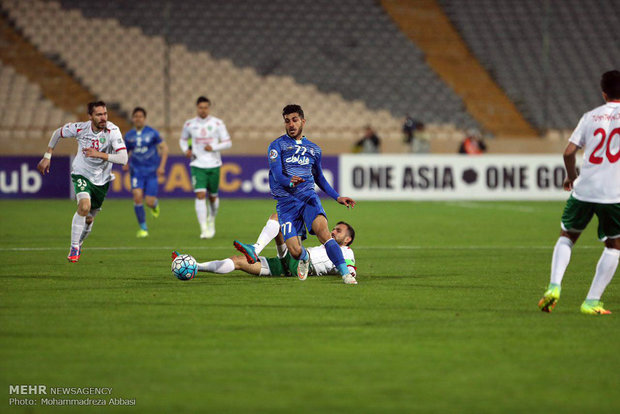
[285,155,310,165]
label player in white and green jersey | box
[179,96,232,239]
[37,101,128,263]
[538,70,620,315]
[173,216,357,279]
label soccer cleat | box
[580,299,612,315]
[151,204,160,219]
[171,250,181,260]
[297,255,310,281]
[538,285,561,313]
[200,231,209,239]
[136,229,149,238]
[342,274,358,285]
[67,246,81,263]
[233,240,258,264]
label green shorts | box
[561,195,620,240]
[265,252,300,277]
[191,166,220,194]
[71,174,109,210]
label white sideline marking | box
[4,245,601,252]
[445,201,537,213]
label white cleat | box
[342,274,358,285]
[297,257,310,281]
[200,231,208,239]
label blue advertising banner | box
[0,156,71,199]
[108,155,339,198]
[0,155,338,199]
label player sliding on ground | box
[37,101,127,263]
[538,70,620,315]
[266,104,358,284]
[173,215,356,279]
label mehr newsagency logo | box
[8,384,136,407]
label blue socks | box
[134,204,147,230]
[324,238,348,276]
[299,246,309,261]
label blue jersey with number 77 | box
[268,134,338,200]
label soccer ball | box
[171,254,198,280]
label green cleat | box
[151,204,160,219]
[136,229,149,238]
[580,299,612,315]
[538,284,561,313]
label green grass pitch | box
[1,198,619,413]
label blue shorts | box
[276,192,326,241]
[131,174,159,197]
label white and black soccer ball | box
[171,254,198,281]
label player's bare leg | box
[312,215,357,284]
[133,188,148,237]
[79,208,99,248]
[273,223,288,259]
[69,196,91,262]
[145,195,160,219]
[195,190,210,239]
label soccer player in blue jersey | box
[124,107,168,237]
[258,104,357,284]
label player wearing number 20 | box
[539,70,620,315]
[267,104,358,285]
[37,101,128,262]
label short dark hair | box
[196,96,210,105]
[337,221,355,246]
[282,104,304,119]
[601,70,620,100]
[132,107,147,117]
[87,101,106,115]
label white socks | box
[208,197,220,219]
[195,198,208,232]
[79,220,93,245]
[253,219,280,255]
[71,213,86,247]
[550,236,574,285]
[276,244,288,259]
[198,258,235,274]
[586,248,620,300]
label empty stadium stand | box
[55,0,479,129]
[438,0,620,130]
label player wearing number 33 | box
[539,70,620,315]
[267,104,358,284]
[36,101,128,263]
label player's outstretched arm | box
[84,148,128,165]
[37,127,64,175]
[312,152,342,201]
[337,196,356,208]
[562,142,580,191]
[157,141,169,176]
[37,149,52,175]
